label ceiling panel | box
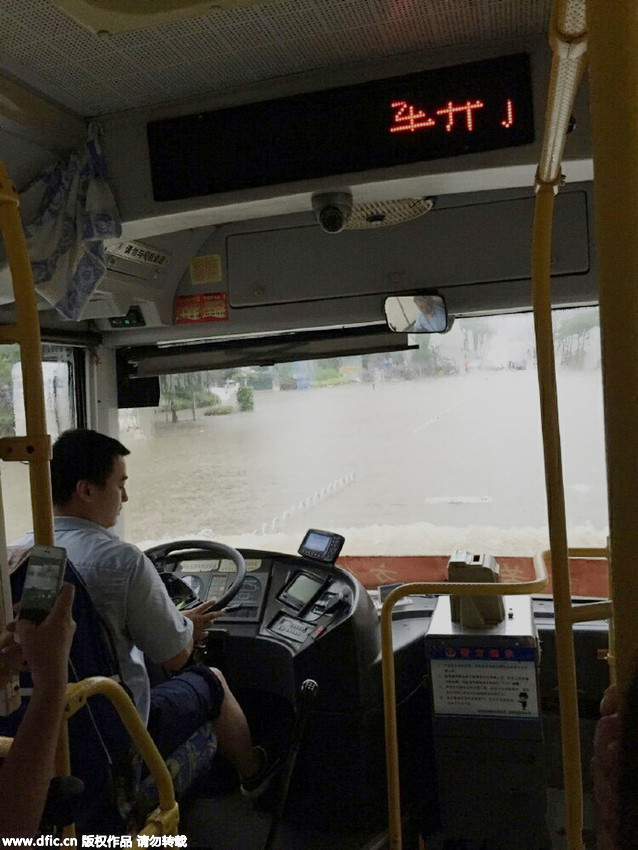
[0,0,552,119]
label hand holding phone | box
[18,545,67,625]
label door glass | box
[1,344,78,542]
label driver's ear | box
[75,479,94,503]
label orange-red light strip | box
[501,98,515,128]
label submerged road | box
[118,368,607,554]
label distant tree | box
[0,345,20,384]
[410,334,438,373]
[237,386,254,411]
[554,308,599,365]
[0,345,20,436]
[458,318,494,354]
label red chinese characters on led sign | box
[148,53,533,201]
[390,96,516,135]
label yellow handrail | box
[65,678,179,837]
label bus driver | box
[14,428,279,801]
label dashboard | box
[163,550,361,657]
[151,543,429,825]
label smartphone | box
[18,545,67,624]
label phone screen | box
[19,546,67,624]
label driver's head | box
[51,429,130,528]
[414,295,434,315]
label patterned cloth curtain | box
[23,125,121,320]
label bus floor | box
[180,789,406,849]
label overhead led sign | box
[147,53,534,202]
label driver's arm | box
[126,550,193,668]
[162,601,223,670]
[162,642,193,671]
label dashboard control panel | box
[163,551,356,652]
[216,574,265,623]
[268,615,317,643]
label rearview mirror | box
[384,293,451,333]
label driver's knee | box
[209,666,246,717]
[209,666,228,690]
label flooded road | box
[117,369,608,556]
[0,367,607,556]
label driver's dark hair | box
[51,428,130,506]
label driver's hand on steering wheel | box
[184,600,224,644]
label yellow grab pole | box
[532,181,584,850]
[0,161,53,545]
[587,0,638,694]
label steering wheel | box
[144,539,247,611]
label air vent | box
[54,0,278,35]
[346,198,435,230]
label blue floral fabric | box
[131,720,218,823]
[23,126,121,320]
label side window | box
[0,344,80,541]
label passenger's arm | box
[0,584,75,839]
[592,683,620,850]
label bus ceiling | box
[0,5,596,341]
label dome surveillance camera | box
[311,191,353,234]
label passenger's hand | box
[184,599,224,644]
[14,584,76,691]
[592,683,620,850]
[0,626,27,686]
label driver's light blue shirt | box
[13,517,193,724]
[415,304,446,332]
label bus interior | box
[0,2,633,849]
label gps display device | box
[298,529,345,565]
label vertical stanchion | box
[0,471,20,716]
[588,0,638,693]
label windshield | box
[119,308,608,571]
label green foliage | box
[312,376,348,387]
[0,346,20,385]
[201,391,221,406]
[314,364,341,382]
[203,405,234,416]
[411,334,436,362]
[555,309,599,340]
[0,410,15,437]
[245,371,273,390]
[237,386,254,411]
[457,317,495,353]
[554,308,599,368]
[159,389,220,411]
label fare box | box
[425,594,540,719]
